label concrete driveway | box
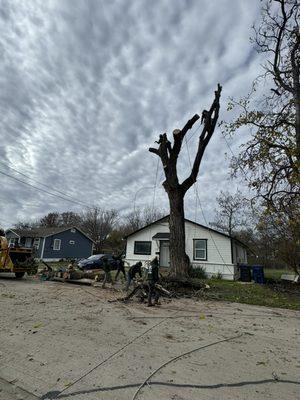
[0,276,299,400]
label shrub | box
[214,272,223,280]
[190,265,207,279]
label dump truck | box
[0,235,34,278]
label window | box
[69,240,75,245]
[33,238,40,249]
[193,239,207,260]
[71,228,76,233]
[134,241,151,255]
[53,239,61,251]
[9,237,19,247]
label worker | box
[114,255,126,282]
[65,259,76,280]
[0,229,11,269]
[102,257,112,288]
[125,261,142,291]
[146,256,160,307]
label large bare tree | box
[149,84,222,277]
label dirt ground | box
[0,275,299,400]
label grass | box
[203,278,300,310]
[264,268,292,281]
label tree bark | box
[168,188,189,277]
[294,81,300,159]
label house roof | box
[6,226,95,243]
[125,215,247,248]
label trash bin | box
[252,265,265,284]
[239,264,252,282]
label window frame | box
[53,238,61,251]
[193,239,207,261]
[33,238,40,249]
[134,241,152,255]
[9,237,19,247]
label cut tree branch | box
[181,83,222,193]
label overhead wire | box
[0,160,93,208]
[152,157,160,212]
[184,130,233,271]
[0,169,93,209]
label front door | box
[160,240,170,267]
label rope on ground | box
[56,311,179,398]
[132,333,245,400]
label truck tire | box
[15,272,25,279]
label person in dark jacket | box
[114,255,126,281]
[146,257,160,307]
[125,261,142,291]
[102,257,112,288]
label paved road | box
[0,276,299,400]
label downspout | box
[40,237,46,260]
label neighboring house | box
[125,216,248,280]
[5,226,94,261]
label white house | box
[125,216,248,280]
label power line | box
[0,169,93,209]
[186,123,202,144]
[220,132,253,185]
[0,160,93,208]
[152,158,160,211]
[184,137,232,270]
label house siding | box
[5,230,19,240]
[42,229,93,260]
[125,220,247,280]
[232,241,247,265]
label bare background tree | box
[39,211,82,227]
[102,206,166,254]
[210,190,251,236]
[13,220,39,230]
[223,0,300,211]
[60,212,82,227]
[81,207,118,253]
[40,212,61,227]
[257,201,299,274]
[124,206,165,232]
[150,84,222,277]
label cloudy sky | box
[0,0,265,228]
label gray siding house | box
[5,227,94,261]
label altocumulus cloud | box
[0,0,263,227]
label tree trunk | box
[168,189,189,277]
[294,86,300,161]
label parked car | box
[77,254,118,271]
